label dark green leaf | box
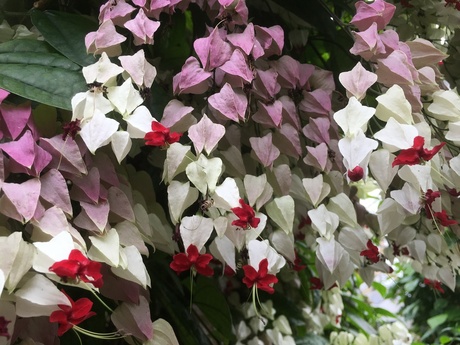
[30,9,97,66]
[192,276,236,344]
[154,12,191,71]
[0,39,86,110]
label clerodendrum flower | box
[144,121,182,147]
[424,278,445,294]
[49,249,103,288]
[347,166,364,182]
[49,291,96,336]
[170,244,214,276]
[231,199,260,230]
[242,258,278,294]
[433,210,457,227]
[360,240,380,264]
[392,136,445,167]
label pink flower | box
[49,249,103,288]
[124,9,161,46]
[350,0,396,31]
[170,244,214,276]
[144,121,182,147]
[85,19,126,57]
[242,258,278,294]
[231,199,260,230]
[49,291,96,336]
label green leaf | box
[30,9,97,66]
[191,276,236,344]
[154,12,191,71]
[372,281,387,297]
[0,39,86,110]
[347,314,377,335]
[374,307,398,319]
[428,314,448,329]
[440,335,452,344]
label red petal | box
[49,310,68,324]
[49,260,80,279]
[68,249,89,265]
[195,265,214,276]
[151,121,169,134]
[170,253,192,273]
[421,142,445,161]
[392,148,420,167]
[167,132,182,144]
[145,132,166,146]
[242,265,258,287]
[257,258,269,277]
[186,244,200,263]
[231,219,249,228]
[70,298,94,319]
[412,136,425,150]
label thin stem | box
[84,283,114,313]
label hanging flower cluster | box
[1,0,460,343]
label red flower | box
[242,258,278,294]
[446,187,460,197]
[347,166,364,182]
[49,291,96,336]
[360,240,380,264]
[297,215,311,230]
[392,136,445,167]
[62,119,81,141]
[292,251,306,272]
[424,278,445,294]
[170,244,214,276]
[433,210,457,227]
[424,189,441,219]
[231,199,260,230]
[392,242,409,257]
[310,277,324,290]
[144,121,182,147]
[49,249,103,288]
[0,316,11,340]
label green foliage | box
[0,39,86,109]
[388,265,460,345]
[30,9,98,66]
[190,276,236,344]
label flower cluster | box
[1,0,460,343]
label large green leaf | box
[192,276,236,344]
[0,39,86,110]
[30,9,97,66]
